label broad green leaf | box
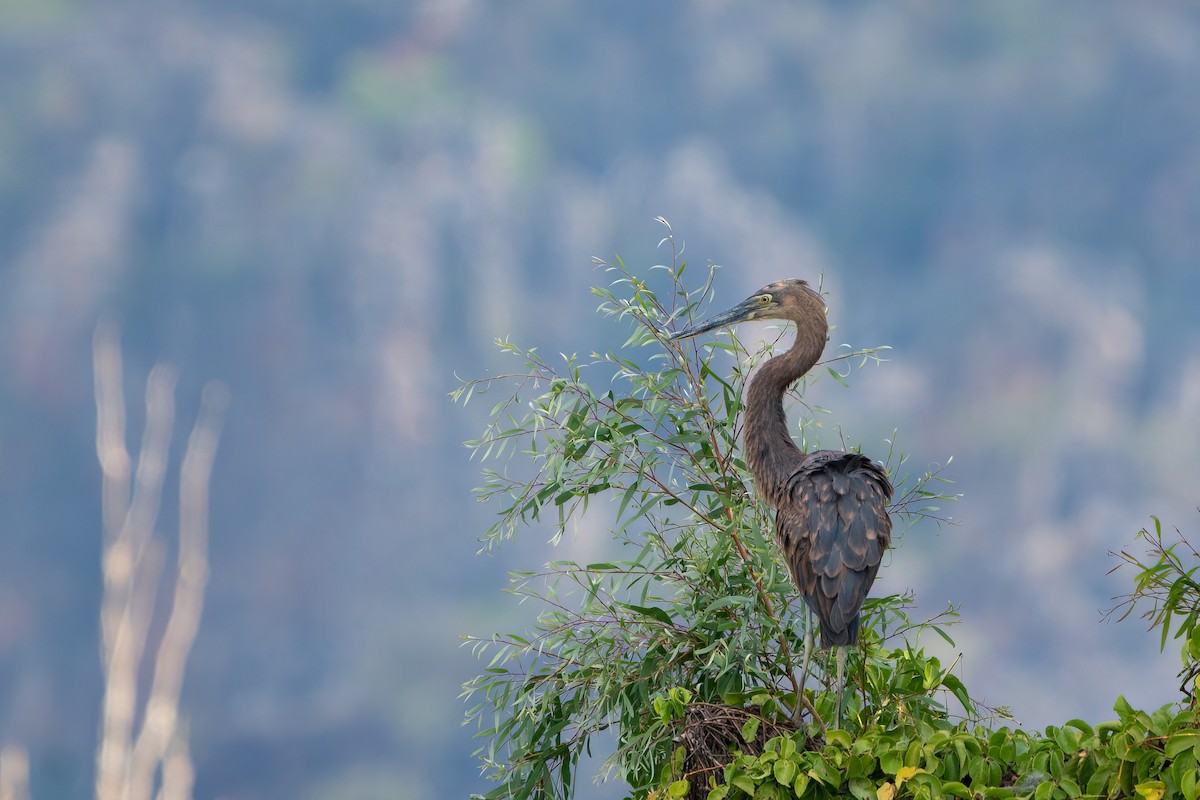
[779,737,797,759]
[731,774,756,795]
[1063,719,1094,736]
[753,782,782,800]
[982,790,1015,800]
[848,777,876,800]
[667,778,689,797]
[671,745,687,774]
[1135,781,1166,800]
[826,729,852,749]
[879,751,903,775]
[1167,732,1200,759]
[1114,695,1135,719]
[848,753,877,780]
[1181,765,1198,800]
[1085,766,1112,796]
[1052,726,1080,754]
[904,740,923,768]
[773,758,797,786]
[1058,777,1081,798]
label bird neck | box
[743,319,827,494]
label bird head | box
[668,279,824,340]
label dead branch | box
[92,324,225,800]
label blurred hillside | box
[2,2,1199,798]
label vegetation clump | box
[454,225,1200,800]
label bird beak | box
[668,298,760,340]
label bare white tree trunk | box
[93,323,225,800]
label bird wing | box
[774,451,893,646]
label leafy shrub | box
[455,223,1199,800]
[1109,515,1200,708]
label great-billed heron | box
[670,279,893,727]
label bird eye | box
[757,294,772,305]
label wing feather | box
[773,451,893,647]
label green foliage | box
[692,515,1200,800]
[454,225,1198,800]
[453,223,957,799]
[703,700,1200,800]
[1109,514,1200,707]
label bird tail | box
[817,614,859,648]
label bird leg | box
[792,618,814,722]
[834,646,847,729]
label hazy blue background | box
[2,2,1199,798]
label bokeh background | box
[3,2,1200,798]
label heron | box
[669,279,893,727]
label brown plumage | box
[670,279,893,721]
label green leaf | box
[879,751,903,775]
[941,781,973,798]
[731,773,756,795]
[1135,781,1166,800]
[1181,765,1198,800]
[667,778,689,797]
[707,786,729,800]
[703,595,751,614]
[1053,726,1080,754]
[1167,732,1200,759]
[617,602,674,626]
[942,674,974,713]
[847,753,877,780]
[1085,766,1112,797]
[671,745,687,775]
[826,729,852,749]
[825,365,850,387]
[966,755,987,787]
[753,783,782,800]
[779,737,797,760]
[1058,777,1081,798]
[1114,695,1135,720]
[741,716,760,744]
[848,777,876,800]
[773,758,797,786]
[653,697,668,719]
[1063,719,1094,736]
[904,740,923,768]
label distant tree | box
[455,223,1199,800]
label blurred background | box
[3,1,1200,797]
